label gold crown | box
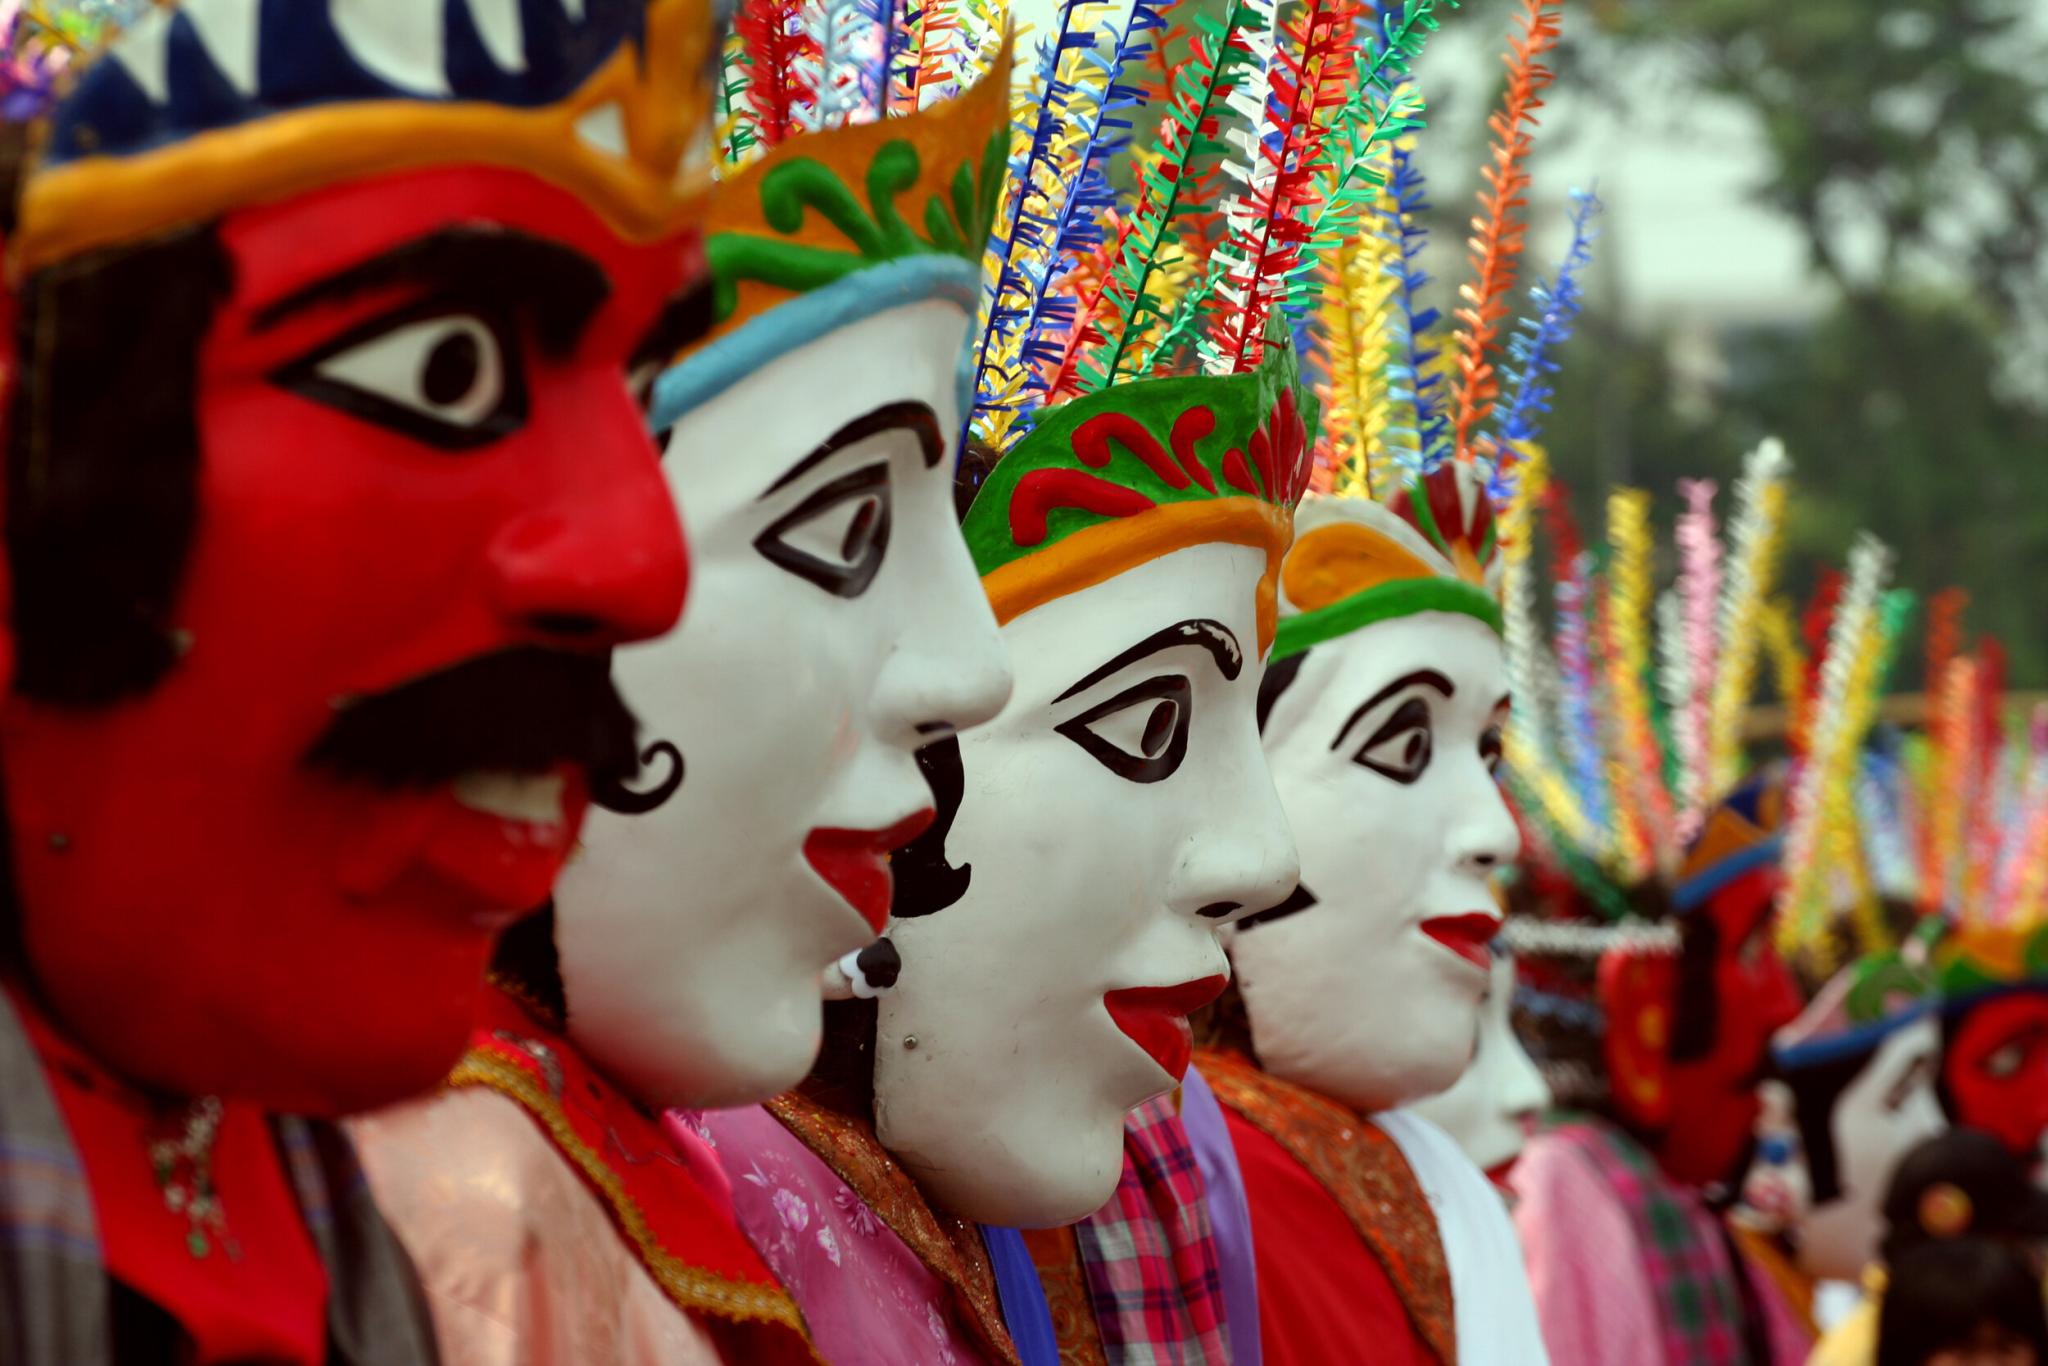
[15,0,718,275]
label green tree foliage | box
[1502,0,2048,682]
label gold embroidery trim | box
[1198,1049,1457,1366]
[765,1092,1023,1366]
[448,1050,820,1357]
[1023,1225,1110,1366]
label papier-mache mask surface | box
[552,36,1016,1109]
[1856,635,2048,1169]
[1772,954,1946,1280]
[1237,463,1520,1114]
[0,0,716,1115]
[1408,945,1551,1181]
[1934,924,2048,1168]
[1221,43,1600,1115]
[1634,782,1805,1187]
[875,336,1313,1227]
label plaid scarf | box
[1072,1094,1231,1365]
[1543,1115,1753,1365]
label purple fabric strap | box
[1179,1068,1262,1366]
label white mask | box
[1789,1014,1945,1280]
[876,542,1301,1226]
[1409,949,1550,1177]
[553,297,1013,1108]
[1232,609,1519,1112]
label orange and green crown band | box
[698,44,1012,349]
[704,131,1005,323]
[963,334,1316,578]
[1934,922,2048,998]
[1271,577,1504,663]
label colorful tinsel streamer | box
[1493,186,1600,468]
[733,0,821,151]
[1014,0,1167,398]
[1671,477,1721,841]
[1382,137,1450,473]
[967,0,1107,445]
[1705,438,1791,793]
[1311,218,1400,497]
[1601,487,1676,882]
[1062,0,1261,396]
[1778,533,1895,967]
[1448,0,1560,465]
[1203,0,1367,374]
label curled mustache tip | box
[590,739,686,815]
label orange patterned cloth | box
[1196,1047,1455,1366]
[765,1092,1022,1365]
[1022,1226,1110,1366]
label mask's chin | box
[558,896,832,1110]
[574,976,827,1110]
[1257,995,1477,1113]
[888,1115,1127,1228]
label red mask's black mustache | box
[303,648,642,791]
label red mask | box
[3,166,697,1115]
[1659,864,1804,1186]
[1943,990,2048,1164]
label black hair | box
[491,902,568,1029]
[1256,649,1306,733]
[8,224,233,705]
[954,435,1001,520]
[1876,1238,2048,1366]
[1668,904,1722,1063]
[1782,1046,1869,1205]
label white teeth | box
[452,771,565,824]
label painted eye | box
[1983,1041,2025,1079]
[1355,696,1433,784]
[753,461,893,598]
[273,305,527,450]
[1055,675,1192,784]
[1480,723,1504,775]
[1883,1055,1932,1113]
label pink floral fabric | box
[681,1105,985,1365]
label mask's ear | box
[1599,944,1676,1131]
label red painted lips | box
[1104,975,1229,1081]
[803,810,935,934]
[1420,912,1503,972]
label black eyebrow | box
[1054,618,1244,704]
[1330,668,1455,751]
[253,227,611,359]
[761,401,946,499]
[630,278,716,377]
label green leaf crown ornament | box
[962,329,1316,576]
[962,328,1316,656]
[697,45,1012,345]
